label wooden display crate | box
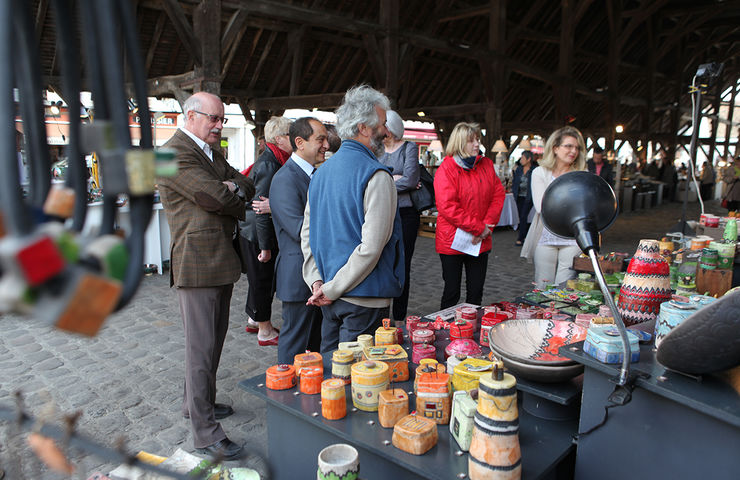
[419,214,437,238]
[572,254,627,273]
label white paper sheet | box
[451,228,481,256]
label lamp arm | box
[588,247,630,386]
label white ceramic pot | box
[317,444,359,480]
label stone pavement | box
[0,199,712,479]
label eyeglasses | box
[558,143,580,151]
[193,110,228,124]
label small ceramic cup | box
[317,444,359,480]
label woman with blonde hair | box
[433,122,505,309]
[521,125,587,288]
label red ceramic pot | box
[412,343,436,364]
[444,339,482,359]
[617,239,672,326]
[449,321,474,340]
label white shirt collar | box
[290,153,316,178]
[180,127,213,161]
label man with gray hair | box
[301,85,405,352]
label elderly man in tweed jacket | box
[158,92,254,460]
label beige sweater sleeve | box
[301,171,397,305]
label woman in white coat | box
[521,126,587,288]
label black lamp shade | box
[541,171,618,253]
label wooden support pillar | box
[723,80,737,158]
[605,0,622,150]
[643,17,656,151]
[707,78,723,166]
[380,0,399,105]
[289,26,307,96]
[480,0,507,152]
[555,0,575,124]
[193,0,222,95]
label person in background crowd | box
[239,116,292,346]
[512,150,536,246]
[587,146,614,187]
[301,85,405,352]
[158,92,254,460]
[433,122,505,309]
[270,118,327,363]
[660,152,678,202]
[379,110,420,325]
[699,160,716,201]
[521,125,587,289]
[722,156,740,211]
[325,123,342,155]
[257,135,266,154]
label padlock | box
[0,234,66,287]
[34,266,122,337]
[43,184,76,218]
[38,222,79,263]
[154,149,179,178]
[125,149,156,195]
[82,235,129,282]
[81,122,129,195]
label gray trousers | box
[320,299,388,353]
[177,284,233,448]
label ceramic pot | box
[321,379,347,420]
[317,444,359,480]
[654,300,698,348]
[617,239,672,326]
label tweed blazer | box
[269,158,312,302]
[158,129,255,287]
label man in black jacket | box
[239,116,293,346]
[587,146,614,187]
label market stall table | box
[239,313,580,480]
[563,341,740,479]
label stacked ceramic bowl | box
[487,319,587,383]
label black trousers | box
[392,207,420,321]
[319,300,388,353]
[515,196,532,243]
[243,238,276,323]
[439,251,489,309]
[277,301,323,364]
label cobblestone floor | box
[0,199,711,479]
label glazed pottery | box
[300,366,323,395]
[294,352,323,378]
[445,339,483,359]
[452,357,493,391]
[416,371,452,425]
[711,241,736,270]
[450,390,478,451]
[488,348,584,383]
[362,345,409,382]
[724,218,738,242]
[414,362,447,395]
[337,342,364,363]
[617,239,672,326]
[405,315,421,333]
[447,354,468,374]
[356,334,373,349]
[317,444,359,480]
[411,343,436,364]
[350,361,389,412]
[378,389,408,428]
[468,364,521,480]
[700,248,718,270]
[321,379,347,420]
[583,326,640,364]
[479,311,510,347]
[332,350,354,384]
[375,318,398,346]
[449,321,474,340]
[411,328,435,345]
[391,415,438,455]
[654,300,698,348]
[487,319,587,365]
[265,364,296,390]
[456,306,478,330]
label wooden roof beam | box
[161,0,203,66]
[247,92,345,111]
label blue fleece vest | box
[308,140,405,298]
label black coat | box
[511,164,534,209]
[239,147,283,250]
[587,159,615,186]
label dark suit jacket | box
[158,129,254,287]
[587,159,615,186]
[269,158,312,302]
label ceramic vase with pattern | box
[617,239,672,326]
[317,444,359,480]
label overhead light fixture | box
[49,100,62,116]
[417,111,425,117]
[492,139,508,153]
[246,121,256,130]
[615,124,624,133]
[519,137,532,151]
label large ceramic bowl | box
[488,319,587,366]
[489,347,584,383]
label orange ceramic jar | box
[294,351,322,378]
[321,379,347,420]
[299,366,323,395]
[266,364,296,390]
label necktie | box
[203,144,212,161]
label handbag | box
[233,223,249,274]
[722,180,737,209]
[410,165,435,212]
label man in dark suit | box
[157,92,254,460]
[587,146,614,187]
[270,118,327,363]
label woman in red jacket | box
[433,122,506,309]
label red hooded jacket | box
[433,154,506,255]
